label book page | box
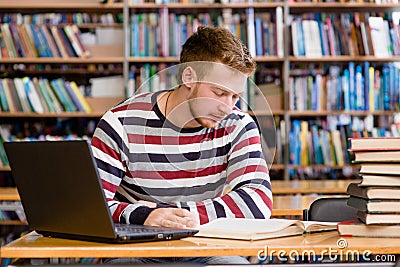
[198,218,300,234]
[302,221,338,233]
[195,218,305,240]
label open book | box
[195,218,337,240]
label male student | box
[91,26,272,265]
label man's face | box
[187,82,242,128]
[179,62,248,128]
[188,65,247,128]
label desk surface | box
[1,231,400,259]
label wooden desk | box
[1,231,400,259]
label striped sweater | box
[91,91,272,225]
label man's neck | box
[160,86,201,129]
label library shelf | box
[0,167,11,172]
[0,112,105,118]
[0,58,124,64]
[288,56,400,63]
[287,110,398,117]
[287,164,360,170]
[128,57,284,63]
[271,209,303,218]
[288,2,400,13]
[271,179,358,195]
[284,1,400,179]
[0,188,25,226]
[0,97,123,118]
[0,220,27,226]
[270,164,285,170]
[0,187,19,201]
[0,2,123,11]
[0,0,124,242]
[128,2,284,10]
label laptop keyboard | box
[116,224,167,234]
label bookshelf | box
[284,2,400,180]
[0,2,398,174]
[0,0,126,243]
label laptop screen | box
[5,140,198,243]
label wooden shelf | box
[128,2,284,9]
[270,164,285,171]
[0,58,124,64]
[273,194,349,210]
[289,56,400,63]
[288,110,399,117]
[271,179,358,195]
[77,23,124,29]
[271,209,303,218]
[0,188,20,201]
[0,1,123,11]
[0,220,27,226]
[0,112,106,118]
[1,57,282,64]
[287,164,360,170]
[250,109,395,117]
[289,2,400,12]
[0,97,123,118]
[128,56,284,63]
[249,110,285,116]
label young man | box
[91,26,272,264]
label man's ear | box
[181,66,197,88]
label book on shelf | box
[347,196,400,213]
[368,16,391,57]
[89,75,125,98]
[194,218,337,241]
[357,210,400,225]
[22,77,46,113]
[349,137,400,151]
[347,182,400,200]
[13,78,32,112]
[338,219,400,238]
[3,78,22,112]
[0,201,26,222]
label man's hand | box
[144,208,198,229]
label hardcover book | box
[352,150,400,162]
[338,219,400,237]
[347,182,400,200]
[357,174,400,187]
[349,137,400,151]
[359,163,400,175]
[357,210,400,225]
[347,196,400,213]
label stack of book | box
[338,137,400,237]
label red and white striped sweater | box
[91,91,272,225]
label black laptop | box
[4,140,198,243]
